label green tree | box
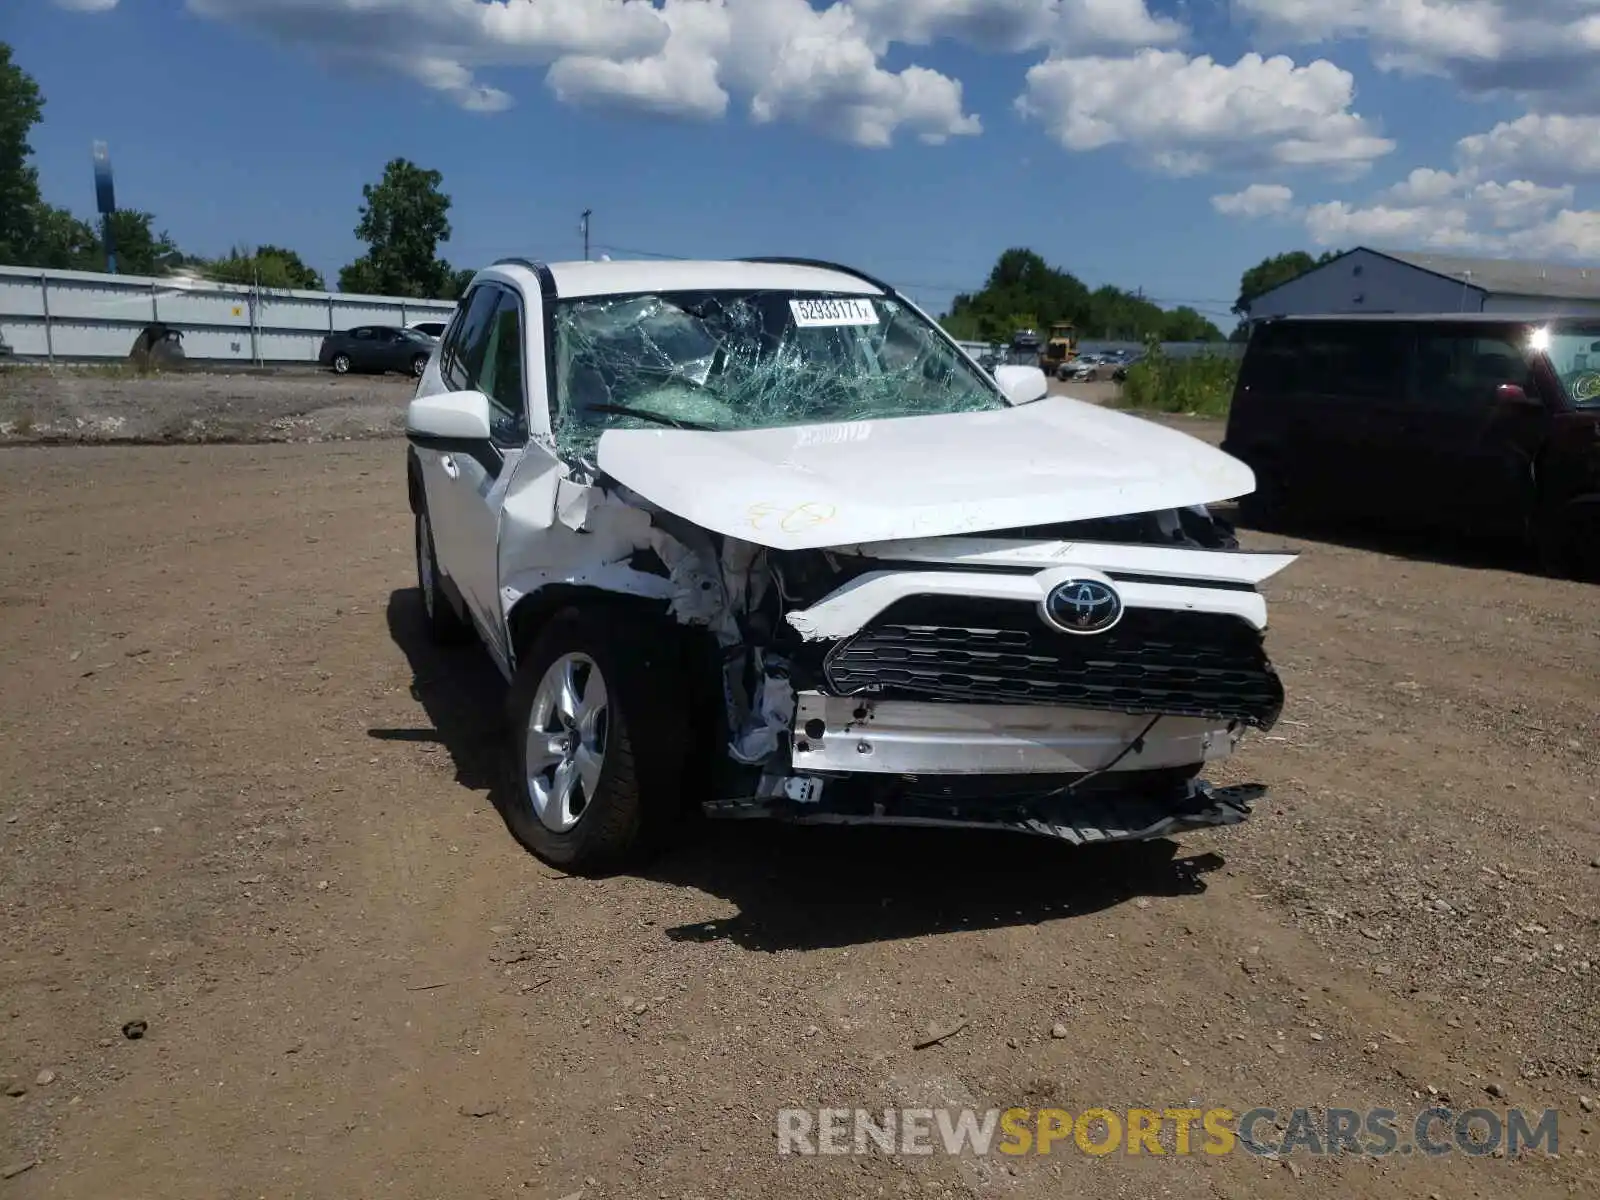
[28,203,98,269]
[946,248,1093,342]
[944,247,1216,343]
[205,243,325,290]
[99,209,183,275]
[338,158,457,298]
[1159,305,1223,342]
[1233,249,1341,316]
[0,42,45,265]
[446,265,476,300]
[939,311,985,341]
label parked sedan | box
[319,325,438,377]
[1056,353,1108,381]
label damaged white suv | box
[405,257,1295,870]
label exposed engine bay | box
[508,459,1293,846]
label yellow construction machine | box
[1039,322,1079,375]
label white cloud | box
[546,0,730,121]
[716,0,980,146]
[848,0,1181,54]
[84,0,991,147]
[1303,198,1485,249]
[1457,113,1600,180]
[1235,0,1600,111]
[394,56,514,114]
[183,0,671,90]
[1507,208,1600,258]
[1385,166,1467,204]
[1018,50,1394,175]
[1471,178,1575,227]
[52,0,120,10]
[1236,0,1506,60]
[1213,145,1596,261]
[1295,179,1588,257]
[1211,184,1297,217]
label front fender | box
[501,570,679,668]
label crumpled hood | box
[595,395,1255,551]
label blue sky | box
[10,1,1600,324]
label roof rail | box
[738,256,897,297]
[487,258,557,299]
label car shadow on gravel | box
[374,588,1228,952]
[647,824,1225,953]
[371,589,508,794]
[1220,501,1548,577]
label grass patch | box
[1117,344,1238,418]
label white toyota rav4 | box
[405,257,1295,871]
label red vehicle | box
[1223,313,1600,580]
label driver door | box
[418,284,531,672]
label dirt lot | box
[0,367,1115,449]
[1,422,1597,1198]
[0,367,416,444]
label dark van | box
[1222,314,1600,580]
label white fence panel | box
[0,272,47,318]
[256,330,325,362]
[332,301,409,329]
[154,284,253,327]
[47,277,158,323]
[0,264,459,364]
[260,295,334,331]
[3,318,50,356]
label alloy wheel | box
[524,652,609,833]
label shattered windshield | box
[1545,324,1600,407]
[551,290,1006,458]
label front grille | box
[822,597,1284,728]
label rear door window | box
[1298,323,1410,400]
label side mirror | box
[994,364,1050,405]
[1495,382,1542,410]
[408,389,492,441]
[407,390,503,474]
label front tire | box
[332,353,352,375]
[411,354,429,378]
[504,608,690,872]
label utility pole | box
[580,209,593,261]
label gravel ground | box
[0,367,417,444]
[0,367,1118,449]
[0,428,1595,1199]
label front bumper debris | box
[704,777,1264,847]
[790,692,1241,776]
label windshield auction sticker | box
[790,298,879,327]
